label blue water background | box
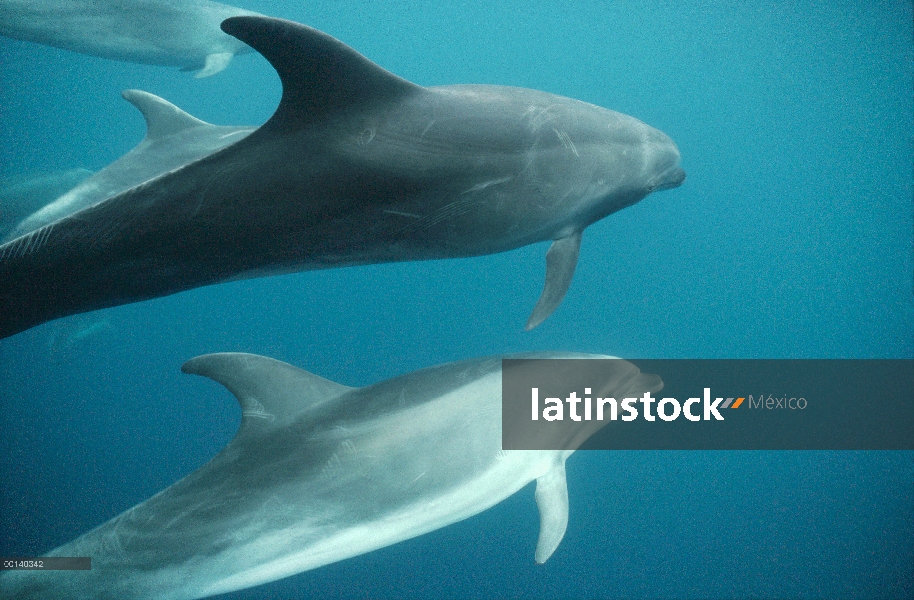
[1,0,912,597]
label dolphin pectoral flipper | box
[182,353,355,433]
[196,51,235,78]
[525,231,582,331]
[534,461,569,564]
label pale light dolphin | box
[0,0,264,77]
[7,90,256,240]
[0,16,685,340]
[0,168,92,239]
[0,352,662,599]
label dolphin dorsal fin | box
[220,16,422,131]
[182,353,355,435]
[121,89,208,141]
[534,461,569,564]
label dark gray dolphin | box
[0,351,662,599]
[0,16,684,339]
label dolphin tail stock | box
[0,231,60,340]
[0,204,150,341]
[525,231,582,331]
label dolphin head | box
[519,98,685,232]
[478,88,685,239]
[641,134,686,204]
[643,128,686,192]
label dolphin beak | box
[654,166,686,191]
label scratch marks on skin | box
[462,176,513,194]
[218,130,249,141]
[4,178,165,260]
[232,495,291,543]
[405,472,427,489]
[242,397,276,422]
[526,104,563,131]
[420,197,477,229]
[191,161,234,219]
[104,506,137,557]
[390,176,514,232]
[383,210,421,219]
[0,222,54,260]
[84,211,127,252]
[553,129,579,157]
[104,503,158,557]
[321,452,343,479]
[321,439,357,480]
[29,225,54,256]
[358,127,376,146]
